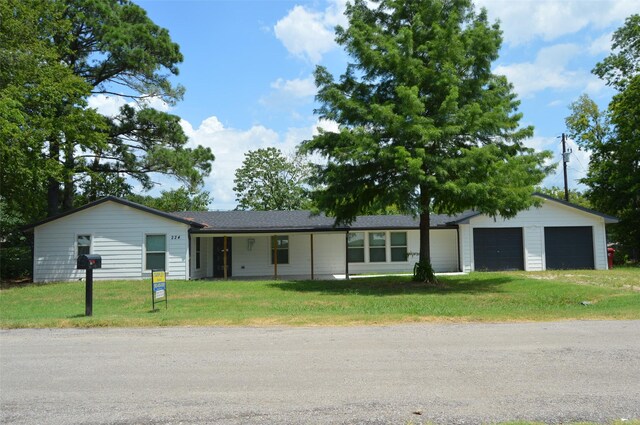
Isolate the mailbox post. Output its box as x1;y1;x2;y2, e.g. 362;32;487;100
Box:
77;254;102;316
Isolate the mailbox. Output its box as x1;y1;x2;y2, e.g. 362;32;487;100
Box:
77;254;102;270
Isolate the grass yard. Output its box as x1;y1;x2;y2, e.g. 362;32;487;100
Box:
1;269;639;328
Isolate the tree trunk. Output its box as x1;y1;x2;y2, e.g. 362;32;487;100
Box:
62;142;75;211
47;139;60;217
87;152;102;202
47;178;59;217
414;185;436;283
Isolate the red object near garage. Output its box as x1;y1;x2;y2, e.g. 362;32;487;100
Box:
607;247;615;269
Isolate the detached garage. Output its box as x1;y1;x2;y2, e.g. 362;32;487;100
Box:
457;194;618;272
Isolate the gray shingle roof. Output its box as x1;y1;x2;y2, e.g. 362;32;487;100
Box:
170;210;467;233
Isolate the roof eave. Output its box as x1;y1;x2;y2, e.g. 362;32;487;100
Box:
533;192;619;223
22;196;206;231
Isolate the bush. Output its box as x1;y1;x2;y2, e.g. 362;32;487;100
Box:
0;246;32;279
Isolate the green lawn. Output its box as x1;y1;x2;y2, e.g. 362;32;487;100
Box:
1;269;639;328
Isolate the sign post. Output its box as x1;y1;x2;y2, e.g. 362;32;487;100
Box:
151;270;168;310
85;268;93;316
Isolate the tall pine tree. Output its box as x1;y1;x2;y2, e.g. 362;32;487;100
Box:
300;0;552;281
1;0;215;217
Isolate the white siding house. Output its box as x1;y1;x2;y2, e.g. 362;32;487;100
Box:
26;194;617;282
29;198;202;282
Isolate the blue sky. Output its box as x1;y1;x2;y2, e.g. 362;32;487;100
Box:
90;0;637;210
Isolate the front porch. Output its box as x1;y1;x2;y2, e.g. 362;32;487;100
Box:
188;228;459;280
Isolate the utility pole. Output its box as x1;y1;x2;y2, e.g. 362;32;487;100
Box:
561;133;571;202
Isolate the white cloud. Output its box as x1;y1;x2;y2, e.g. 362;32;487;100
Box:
274;0;347;63
475;0;637;46
547;100;563;108
274;6;335;63
87;94;128;117
584;77;609;98
495;44;589;97
589;31;613;55
181;116;305;210
270;76;317;98
260;75;317;116
139;97;170;112
88;94;171;117
314;118;340;135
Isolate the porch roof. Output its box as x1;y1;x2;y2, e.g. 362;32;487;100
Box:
171;210;469;234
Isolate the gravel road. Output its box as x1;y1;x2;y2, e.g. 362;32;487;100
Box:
1;321;639;424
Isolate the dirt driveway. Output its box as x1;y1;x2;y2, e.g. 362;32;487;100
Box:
1;321;639;424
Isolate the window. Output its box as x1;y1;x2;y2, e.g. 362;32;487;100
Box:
195;237;201;269
77;235;91;256
146;234;166;270
347;232;365;263
390;232;408;262
369;232;386;262
271;235;289;264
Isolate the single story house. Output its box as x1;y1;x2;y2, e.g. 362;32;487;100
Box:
24;194;617;282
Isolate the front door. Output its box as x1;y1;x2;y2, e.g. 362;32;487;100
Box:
213;237;232;278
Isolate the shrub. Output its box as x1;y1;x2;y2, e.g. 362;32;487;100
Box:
0;246;32;279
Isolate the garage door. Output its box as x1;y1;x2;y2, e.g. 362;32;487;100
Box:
545;227;594;269
473;228;524;271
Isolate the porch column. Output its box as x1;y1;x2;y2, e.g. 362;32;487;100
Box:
223;235;228;279
345;231;350;280
310;233;314;280
273;235;278;280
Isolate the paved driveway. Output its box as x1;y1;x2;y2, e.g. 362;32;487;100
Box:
1;321;639;424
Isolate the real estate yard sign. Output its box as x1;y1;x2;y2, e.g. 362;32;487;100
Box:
152;270;167;310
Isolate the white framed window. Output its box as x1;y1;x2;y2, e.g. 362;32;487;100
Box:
271;235;289;264
369;232;386;262
195;237;201;269
348;232;365;263
145;234;166;270
77;235;91;256
390;232;408;262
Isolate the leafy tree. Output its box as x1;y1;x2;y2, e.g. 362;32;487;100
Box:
566;14;640;260
300;0;552;281
233;148;313;211
2;0;215;217
0;0;89;224
127;188;212;212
